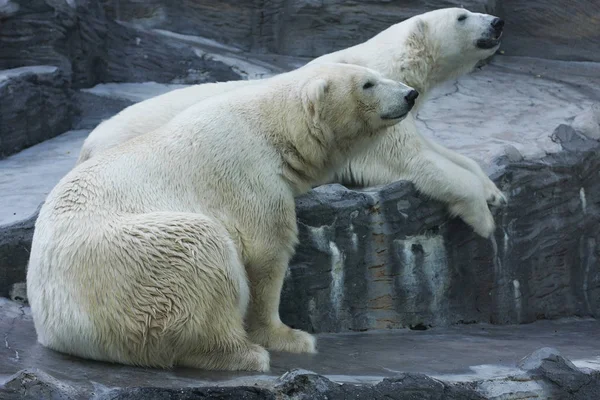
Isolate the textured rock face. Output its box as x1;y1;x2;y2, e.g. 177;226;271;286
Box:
0;211;37;299
0;67;73;158
501;0;600;62
0;0;241;88
100;0;497;57
281;142;600;332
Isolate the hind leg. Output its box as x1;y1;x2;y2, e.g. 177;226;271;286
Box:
102;212;270;371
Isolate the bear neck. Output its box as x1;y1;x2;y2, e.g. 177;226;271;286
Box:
382;43;463;109
363;22;480;110
256;85;345;195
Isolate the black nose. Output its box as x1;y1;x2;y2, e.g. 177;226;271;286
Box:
491;18;504;30
405;90;419;103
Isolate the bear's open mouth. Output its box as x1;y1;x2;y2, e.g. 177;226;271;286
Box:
476;37;500;49
477;30;503;49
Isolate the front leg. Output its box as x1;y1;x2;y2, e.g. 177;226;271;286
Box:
244;251;317;354
404;148;496;238
419;134;507;207
232;190;315;354
340;137;496;237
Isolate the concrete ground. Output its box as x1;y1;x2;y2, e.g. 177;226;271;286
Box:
1;299;599;392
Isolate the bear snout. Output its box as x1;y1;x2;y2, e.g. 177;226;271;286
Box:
491;18;504;33
405;90;419;105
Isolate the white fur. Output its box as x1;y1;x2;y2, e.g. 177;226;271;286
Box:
27;63;415;371
77;80;260;164
313;8;507;237
77;7;506;237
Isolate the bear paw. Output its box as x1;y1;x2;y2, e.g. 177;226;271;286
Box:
450;198;496;238
249;324;317;354
483;179;507;207
242;343;271;372
179;342;270;371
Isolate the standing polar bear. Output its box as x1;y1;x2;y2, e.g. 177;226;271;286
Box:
27;63;417;371
76;7;506;238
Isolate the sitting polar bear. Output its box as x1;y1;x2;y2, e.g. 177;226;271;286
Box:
27;63;417;371
76;8;507;238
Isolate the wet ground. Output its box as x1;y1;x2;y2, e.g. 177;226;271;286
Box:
1;298;599;396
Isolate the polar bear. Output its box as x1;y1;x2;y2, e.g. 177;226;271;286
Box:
313;7;507;236
27;63;417;371
76;7;506;237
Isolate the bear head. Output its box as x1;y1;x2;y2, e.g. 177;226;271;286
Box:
416;7;504;68
300;63;418;147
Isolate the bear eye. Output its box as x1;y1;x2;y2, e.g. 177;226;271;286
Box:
363;81;375;89
457;14;467;22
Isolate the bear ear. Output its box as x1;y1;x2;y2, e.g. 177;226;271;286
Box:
303;78;329;119
413;18;428;37
406;17;429;49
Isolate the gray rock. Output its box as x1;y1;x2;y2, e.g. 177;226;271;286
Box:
0;208;38;298
0;0;242;88
550;105;600;153
0;0;19;17
281;146;600;333
102;386;275;400
71;90;134;131
551;124;593;153
417;56;600;170
102;20;241;85
518;347;600;399
500;0;600;62
0;66;73;158
501;145;524;163
0;129;88;228
276;371;485;399
100;0;497;57
5;362;597;399
572;103;600;141
0;368;79;400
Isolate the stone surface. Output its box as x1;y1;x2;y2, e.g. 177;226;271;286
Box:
1;298;599;399
0;211;37;300
0;0;243;88
71;91;134;131
0;369;81;400
420;56;600;171
500;0;600;62
102;21;242;85
100;0;497;58
516;347;600;399
282;143;600;332
0;128;89;298
0;66;73;158
97;0;600;64
0;130;88;227
572;103;600;141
